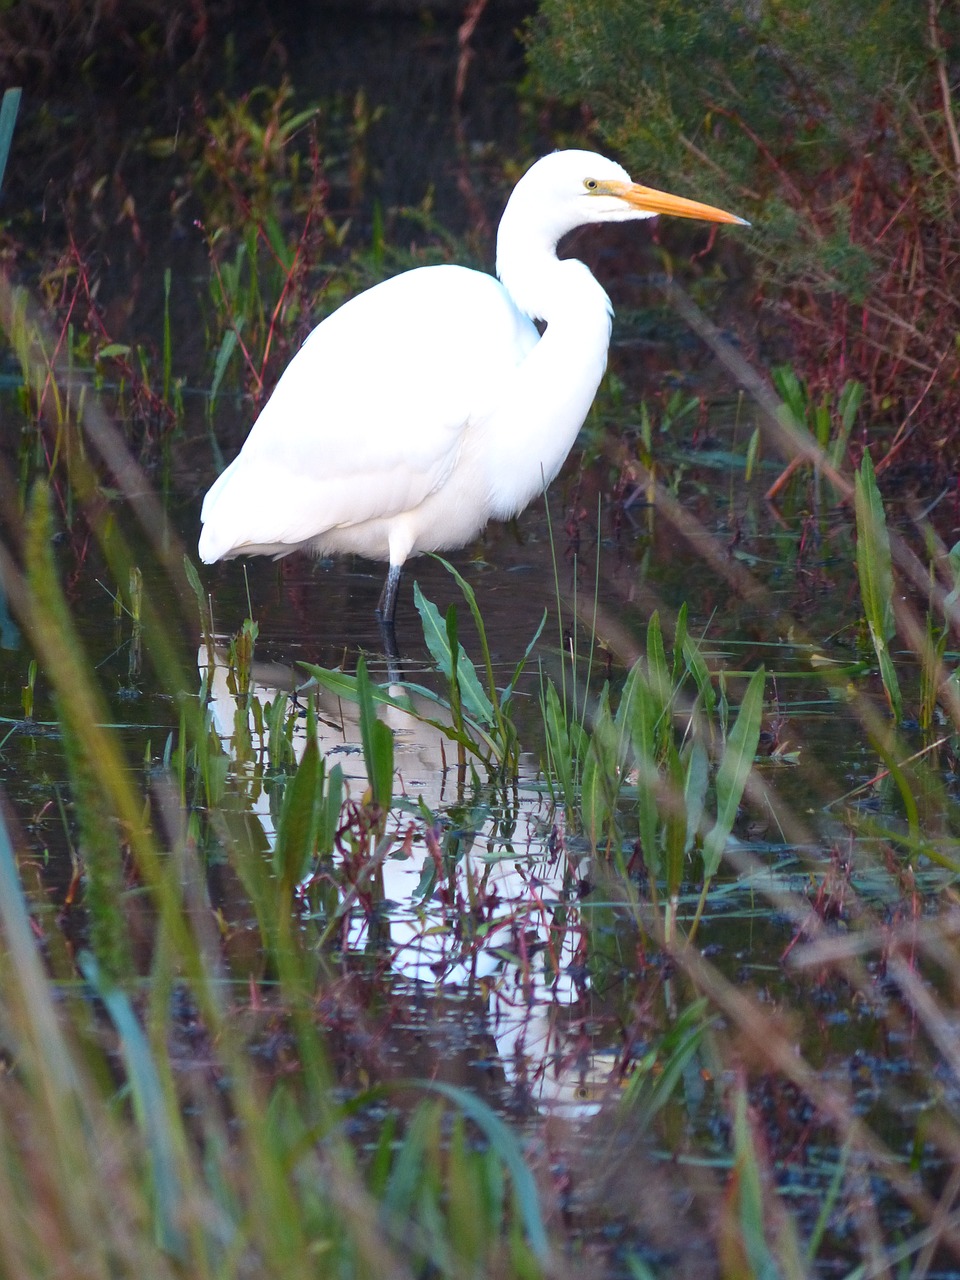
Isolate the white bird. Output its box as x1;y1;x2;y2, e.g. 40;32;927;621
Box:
198;149;745;635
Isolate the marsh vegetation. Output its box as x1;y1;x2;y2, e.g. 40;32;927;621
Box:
1;4;960;1277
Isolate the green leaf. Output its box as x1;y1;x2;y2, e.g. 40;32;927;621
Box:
701;667;764;878
319;763;343;857
854;451;902;722
672;603;688;684
645;610;671;724
621;998;710;1127
427;557;506;741
274;735;322;895
80;952;188;1261
620;662;661;877
542;678;577;809
745;425;761;482
356;657;393;810
582;687;619;853
501;610;547;712
300;663;414;714
210;328;238;404
414;583;494;726
663;736;686;898
682;633;717;727
683;737;710;855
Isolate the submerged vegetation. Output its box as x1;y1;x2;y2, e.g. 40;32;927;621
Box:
2;4;960;1277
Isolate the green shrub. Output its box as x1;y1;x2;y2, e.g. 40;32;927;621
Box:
528;0;960;463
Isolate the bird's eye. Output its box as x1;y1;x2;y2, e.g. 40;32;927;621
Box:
584;178;599;192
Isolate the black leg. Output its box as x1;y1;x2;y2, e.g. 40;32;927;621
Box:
376;563;403;678
376;563;402;626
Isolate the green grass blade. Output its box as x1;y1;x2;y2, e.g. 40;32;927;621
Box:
411;1080;551;1262
501;610;547;712
0;804;78;1094
79;951;189;1261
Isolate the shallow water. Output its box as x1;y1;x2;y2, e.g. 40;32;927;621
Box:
3;9;960;1272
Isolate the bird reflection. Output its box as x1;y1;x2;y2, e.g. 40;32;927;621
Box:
200;640;612;1114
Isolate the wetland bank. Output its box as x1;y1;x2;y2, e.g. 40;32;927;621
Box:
1;3;960;1277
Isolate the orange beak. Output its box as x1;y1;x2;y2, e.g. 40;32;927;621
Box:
607;179;748;226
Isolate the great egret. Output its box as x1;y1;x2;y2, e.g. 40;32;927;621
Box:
198;149;745;635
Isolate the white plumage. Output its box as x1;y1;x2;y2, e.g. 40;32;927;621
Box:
199;149;745;624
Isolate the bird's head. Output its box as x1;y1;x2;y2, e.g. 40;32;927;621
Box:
500;149;747;247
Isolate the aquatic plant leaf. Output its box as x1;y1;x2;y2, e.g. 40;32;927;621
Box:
702;666;764;878
542;677;579;813
319;762;343;858
646;610;671;722
719;1084;792;1280
683;737;709;855
682;633;717;725
300;663;413;713
745;425;761;482
582;686;620;853
428;557;515;761
619;662;660;877
772;364;807;427
274;734;322;894
501;609;548;712
414;582;495;726
356;656;393;811
210;327;238;404
854;450;902;722
621;997;710;1127
831;379;864;467
672;602;688;684
663;736;686;898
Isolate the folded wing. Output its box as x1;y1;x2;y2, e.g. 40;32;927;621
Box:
198;264;539;562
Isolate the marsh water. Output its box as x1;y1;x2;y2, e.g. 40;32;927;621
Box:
2;6;959;1273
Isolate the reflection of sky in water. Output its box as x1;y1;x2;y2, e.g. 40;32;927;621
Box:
201;642;609;1116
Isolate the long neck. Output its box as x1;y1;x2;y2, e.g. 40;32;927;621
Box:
484;241;614;521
